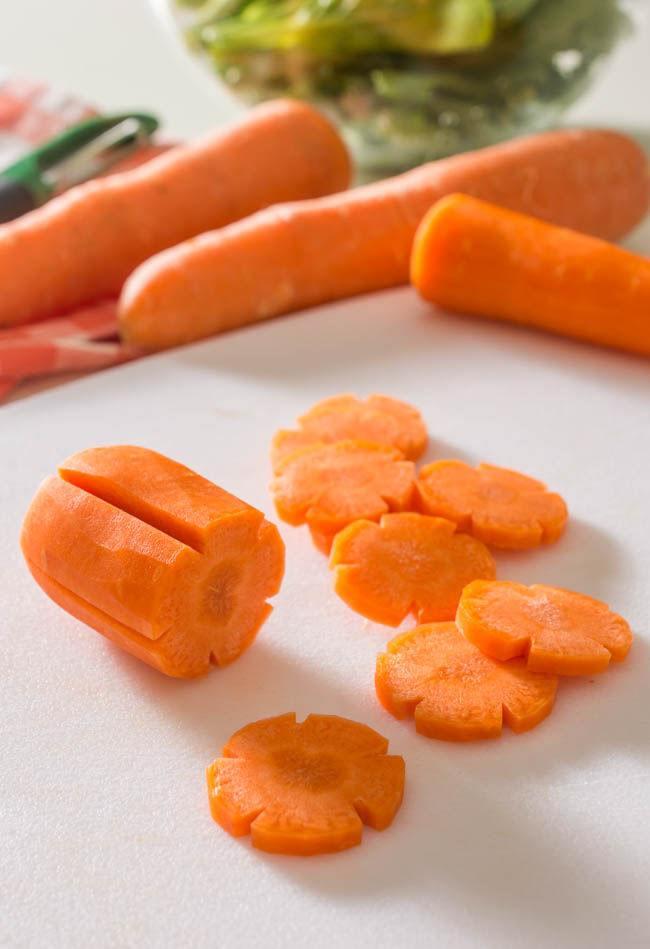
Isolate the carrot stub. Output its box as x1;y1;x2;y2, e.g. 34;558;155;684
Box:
206;713;405;855
417;460;568;548
411;192;650;357
20;445;285;677
457;580;633;675
271;394;427;473
270;440;416;553
376;623;558;741
330;512;496;625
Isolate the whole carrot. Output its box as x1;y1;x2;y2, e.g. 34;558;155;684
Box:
411;193;650;357
118;128;650;350
0;100;350;327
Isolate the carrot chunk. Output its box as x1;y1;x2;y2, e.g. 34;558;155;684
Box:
376;623;558;741
457;580;633;675
330;512;496;626
417;460;568;548
206;713;405;855
270;440;416;553
20;446;285;677
271;394;427;472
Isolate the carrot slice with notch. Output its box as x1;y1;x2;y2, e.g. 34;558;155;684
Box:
206;713;405;855
376;622;558;741
270;440;416;553
330;512;495;625
456;580;633;675
417;460;568;548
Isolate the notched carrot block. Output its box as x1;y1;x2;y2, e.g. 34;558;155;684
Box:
270;440;416;553
206;712;405;855
330;512;496;626
376;623;558;741
271;393;427;473
417;460;568;548
457;580;633;675
20;445;285;677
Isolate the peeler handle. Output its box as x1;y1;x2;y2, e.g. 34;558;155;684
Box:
0;176;35;224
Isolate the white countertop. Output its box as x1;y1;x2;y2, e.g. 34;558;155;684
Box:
1;4;650;949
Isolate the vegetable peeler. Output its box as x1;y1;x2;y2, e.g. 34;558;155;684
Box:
0;111;159;223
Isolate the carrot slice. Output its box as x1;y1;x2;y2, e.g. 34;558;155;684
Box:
417;460;568;548
20;446;285;677
330;512;496;626
271;394;427;472
376;622;558;741
270;440;416;553
206;713;405;855
456;580;633;675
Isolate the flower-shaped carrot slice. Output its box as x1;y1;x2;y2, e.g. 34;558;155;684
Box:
376;623;558;741
270;440;416;553
21;446;285;677
330;512;496;625
457;580;633;675
417;460;568;548
271;393;427;472
206;713;405;855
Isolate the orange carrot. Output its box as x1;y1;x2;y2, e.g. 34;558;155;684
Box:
376;622;558;741
417;460;568;548
270;440;416;553
0;100;350;327
20;446;285;677
456;580;633;675
411;192;650;357
330;512;495;625
118;128;650;349
206;712;405;855
271;393;427;473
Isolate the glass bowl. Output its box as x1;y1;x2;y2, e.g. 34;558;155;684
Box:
152;0;643;178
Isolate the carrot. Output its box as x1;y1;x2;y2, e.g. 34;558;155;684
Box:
375;622;558;741
270;440;416;554
206;712;405;855
271;393;427;474
411;192;650;357
0;100;350;327
330;512;495;626
456;580;633;675
417;460;568;548
117;128;650;349
20;445;285;677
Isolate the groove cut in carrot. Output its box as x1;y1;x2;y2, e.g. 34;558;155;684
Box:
457;580;633;675
206;713;405;855
411;192;650;357
20;446;285;677
330;512;496;625
270;440;416;553
417;460;568;548
376;623;558;741
271;394;427;472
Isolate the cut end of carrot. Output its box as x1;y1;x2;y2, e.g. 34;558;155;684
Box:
376;622;558;741
330;512;496;626
456;580;633;676
206;713;405;855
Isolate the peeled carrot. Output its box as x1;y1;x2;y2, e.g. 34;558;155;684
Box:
20;446;285;677
118;128;650;349
330;512;495;626
0;100;350;327
376;622;558;741
206;712;405;855
417;460;568;548
457;580;633;675
270;440;416;553
411;192;650;356
271;393;427;473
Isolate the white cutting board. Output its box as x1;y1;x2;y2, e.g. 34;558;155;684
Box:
1;286;649;949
